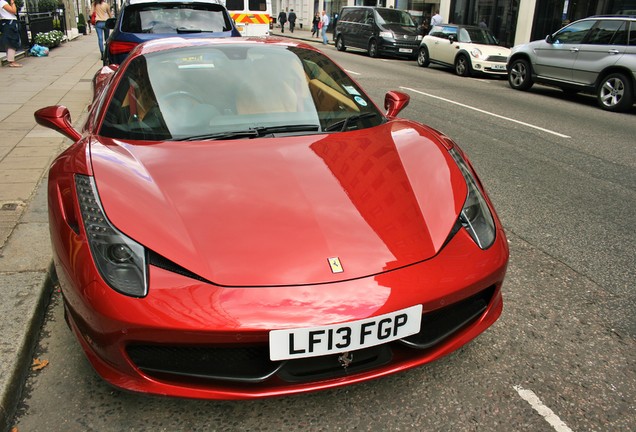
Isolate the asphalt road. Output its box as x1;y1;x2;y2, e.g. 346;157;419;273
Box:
11;45;636;431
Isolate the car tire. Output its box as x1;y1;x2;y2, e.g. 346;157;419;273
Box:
455;54;471;77
596;73;634;112
508;58;533;91
368;40;378;58
417;47;430;67
336;35;346;52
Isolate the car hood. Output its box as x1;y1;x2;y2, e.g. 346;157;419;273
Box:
90;120;467;287
460;43;511;56
382;24;421;37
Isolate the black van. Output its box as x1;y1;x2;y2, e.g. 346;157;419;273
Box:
334;6;422;59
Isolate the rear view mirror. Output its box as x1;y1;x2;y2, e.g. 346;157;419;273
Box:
34;106;82;142
384;91;410;117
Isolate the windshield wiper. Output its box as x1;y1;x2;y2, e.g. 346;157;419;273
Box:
177;124;320;141
177;27;203;33
325;112;379;132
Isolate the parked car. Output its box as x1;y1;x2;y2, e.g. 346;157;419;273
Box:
417;24;511;77
35;37;508;399
103;0;240;65
507;15;636;112
334;6;422;58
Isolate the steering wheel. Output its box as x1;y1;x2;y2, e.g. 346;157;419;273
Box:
159;90;204;112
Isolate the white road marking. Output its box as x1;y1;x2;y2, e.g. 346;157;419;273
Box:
514;385;574;432
400;86;571;139
345;69;361;75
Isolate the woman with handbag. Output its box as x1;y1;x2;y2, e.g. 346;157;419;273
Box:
0;0;22;67
91;0;112;60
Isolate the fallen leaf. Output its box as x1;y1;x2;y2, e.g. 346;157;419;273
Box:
31;358;49;371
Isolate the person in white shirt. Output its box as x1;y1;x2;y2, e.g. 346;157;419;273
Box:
321;10;330;45
430;10;443;27
0;0;22;67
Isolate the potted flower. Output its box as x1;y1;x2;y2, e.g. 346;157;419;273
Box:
78;13;86;35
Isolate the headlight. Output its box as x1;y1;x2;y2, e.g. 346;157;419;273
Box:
449;149;496;249
379;31;394;39
470;48;483;59
416;35;423;41
75;175;148;297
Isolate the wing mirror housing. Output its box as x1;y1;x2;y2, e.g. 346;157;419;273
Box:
34;106;82;142
384;91;410;117
106;17;116;30
449;34;456;43
545;34;554;43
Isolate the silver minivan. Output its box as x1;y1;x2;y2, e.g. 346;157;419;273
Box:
507;16;636;112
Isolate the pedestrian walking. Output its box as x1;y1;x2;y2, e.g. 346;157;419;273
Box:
288;9;296;33
311;12;320;37
277;9;287;33
320;10;330;45
430;9;443;26
91;0;113;60
0;0;22;67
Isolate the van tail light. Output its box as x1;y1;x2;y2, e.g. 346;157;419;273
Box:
109;41;139;56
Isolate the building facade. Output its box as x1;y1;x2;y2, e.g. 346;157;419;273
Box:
276;0;636;46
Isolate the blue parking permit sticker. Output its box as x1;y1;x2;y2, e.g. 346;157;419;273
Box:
354;96;368;107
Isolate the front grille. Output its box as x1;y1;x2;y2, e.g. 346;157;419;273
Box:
127;345;280;383
401;285;495;349
278;345;392;382
127;286;496;386
394;41;419;48
486;55;508;63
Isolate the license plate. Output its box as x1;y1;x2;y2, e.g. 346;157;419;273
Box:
399;48;413;53
492;64;506;70
269;305;422;361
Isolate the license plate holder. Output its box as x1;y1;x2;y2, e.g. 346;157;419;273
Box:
269;305;422;361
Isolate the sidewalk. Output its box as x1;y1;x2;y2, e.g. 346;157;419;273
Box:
0;31;102;432
269;24;332;44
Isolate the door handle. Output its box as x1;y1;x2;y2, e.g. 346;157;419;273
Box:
569;47;579;53
608;49;620;55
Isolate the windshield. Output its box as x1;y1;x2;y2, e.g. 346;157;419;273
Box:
121;3;232;33
459;27;499;45
100;44;384;140
375;9;416;27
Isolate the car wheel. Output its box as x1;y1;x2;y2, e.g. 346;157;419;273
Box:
508;58;533;91
368;40;378;58
455;55;471;77
417;47;430;67
597;73;634;112
336;36;346;52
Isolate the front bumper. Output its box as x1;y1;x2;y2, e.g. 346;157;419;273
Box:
378;39;420;58
471;59;508;75
55;225;508;399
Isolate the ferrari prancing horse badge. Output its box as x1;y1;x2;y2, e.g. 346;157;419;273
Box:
328;257;344;273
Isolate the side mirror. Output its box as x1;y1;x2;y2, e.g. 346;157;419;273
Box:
449;34;456;43
105;17;116;30
384;91;410;117
545;34;554;43
34;106;82;142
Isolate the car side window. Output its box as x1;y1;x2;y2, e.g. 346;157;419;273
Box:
630;22;636;45
458;28;470;42
585;20;627;45
552;20;594;44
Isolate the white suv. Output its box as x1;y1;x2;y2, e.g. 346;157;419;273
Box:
507;16;636;112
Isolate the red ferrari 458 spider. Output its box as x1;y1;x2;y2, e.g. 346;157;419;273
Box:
35;37;508;399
